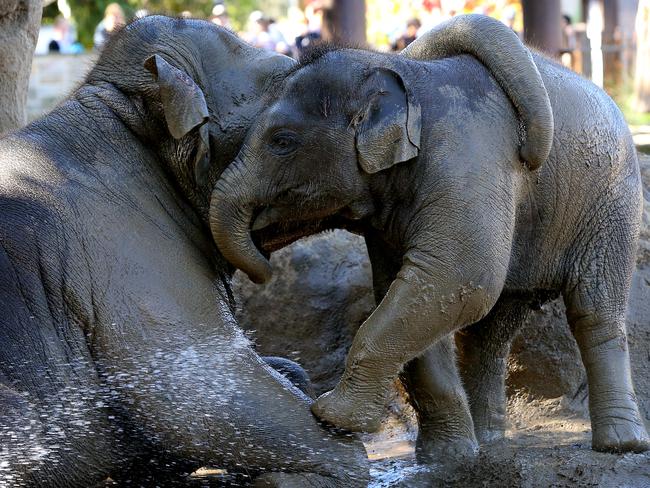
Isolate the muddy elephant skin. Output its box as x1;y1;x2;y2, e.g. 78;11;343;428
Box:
210;14;649;457
0;16;369;487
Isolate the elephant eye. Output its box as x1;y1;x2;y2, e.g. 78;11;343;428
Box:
269;131;298;156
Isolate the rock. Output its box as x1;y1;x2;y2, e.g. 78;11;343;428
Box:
507;300;585;400
233;230;375;395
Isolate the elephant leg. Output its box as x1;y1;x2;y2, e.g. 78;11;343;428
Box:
98;318;369;487
363;231;476;456
401;336;478;462
563;270;649;452
456;298;530;444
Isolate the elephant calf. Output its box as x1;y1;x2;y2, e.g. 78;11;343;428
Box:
211;14;650;456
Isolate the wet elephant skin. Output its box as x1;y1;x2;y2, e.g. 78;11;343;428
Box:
0;15;369;487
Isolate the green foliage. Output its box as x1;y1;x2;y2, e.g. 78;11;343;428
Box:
66;0;263;49
225;0;259;32
67;0;132;48
126;0;212;17
42;2;61;24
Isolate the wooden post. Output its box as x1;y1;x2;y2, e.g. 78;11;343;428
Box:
321;0;367;45
522;0;562;58
602;0;621;90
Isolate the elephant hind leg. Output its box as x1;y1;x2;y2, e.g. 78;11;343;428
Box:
456;298;531;444
563;270;649;453
401;335;478;463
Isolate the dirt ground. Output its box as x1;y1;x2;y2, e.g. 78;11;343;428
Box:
366;393;650;487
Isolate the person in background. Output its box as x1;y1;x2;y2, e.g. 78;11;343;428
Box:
244;11;276;52
295;2;323;56
391;18;421;51
560;14;576;68
93;3;125;50
48;15;82;54
210;4;231;29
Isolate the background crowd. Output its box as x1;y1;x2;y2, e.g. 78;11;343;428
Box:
30;0;650;132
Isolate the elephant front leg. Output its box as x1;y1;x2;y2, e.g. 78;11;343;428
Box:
311;262;498;433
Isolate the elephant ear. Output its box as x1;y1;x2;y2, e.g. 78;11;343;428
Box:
144;54;211;185
144;54;209;140
355;68;421;174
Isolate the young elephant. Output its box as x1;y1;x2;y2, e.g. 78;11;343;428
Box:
210;15;650;455
0;16;369;487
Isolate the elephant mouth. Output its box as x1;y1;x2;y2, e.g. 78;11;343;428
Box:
251;211;359;253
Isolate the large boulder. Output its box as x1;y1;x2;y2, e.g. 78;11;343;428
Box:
233;230;374;395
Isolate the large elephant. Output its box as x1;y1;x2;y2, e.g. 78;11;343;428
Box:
210;14;650;456
0;16;369;487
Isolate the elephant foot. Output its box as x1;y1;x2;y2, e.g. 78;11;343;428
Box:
470;402;506;445
415;432;478;464
591;415;650;453
253;472;344;487
311;385;386;433
415;401;478;463
474;427;505;445
263;356;316;399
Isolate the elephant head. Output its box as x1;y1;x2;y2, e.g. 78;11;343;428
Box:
208;15;554;284
87;15;295;223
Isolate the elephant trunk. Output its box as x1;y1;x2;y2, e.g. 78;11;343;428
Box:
209;157;272;284
402;14;553;170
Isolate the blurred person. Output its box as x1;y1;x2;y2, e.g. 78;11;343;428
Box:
268;18;291;56
392;18;421;51
244;11;276;52
48;14;82;54
210;4;230;29
295;2;323;55
560;14;576;68
93;3;125;50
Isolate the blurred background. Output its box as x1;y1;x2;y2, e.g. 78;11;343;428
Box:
30;0;650;149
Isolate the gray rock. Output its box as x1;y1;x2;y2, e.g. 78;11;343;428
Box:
233;230;374;395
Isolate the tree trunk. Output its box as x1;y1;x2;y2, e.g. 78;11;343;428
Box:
0;0;42;135
321;0;366;46
521;0;562;58
603;0;620;90
635;0;650;112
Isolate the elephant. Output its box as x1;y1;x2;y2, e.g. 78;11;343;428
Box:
210;14;650;456
0;15;369;487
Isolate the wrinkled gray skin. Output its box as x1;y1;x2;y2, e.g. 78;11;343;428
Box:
0;16;369;487
211;14;650;457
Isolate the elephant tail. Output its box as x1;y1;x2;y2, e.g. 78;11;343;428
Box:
402;14;554;171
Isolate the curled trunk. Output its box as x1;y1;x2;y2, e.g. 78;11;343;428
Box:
209;158;272;284
402;14;553;170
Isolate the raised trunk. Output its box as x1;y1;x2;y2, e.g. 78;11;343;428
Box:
402;14;554;170
209;158;272;284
